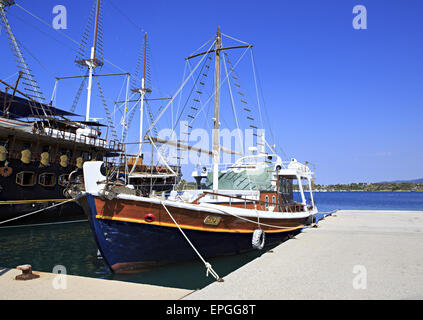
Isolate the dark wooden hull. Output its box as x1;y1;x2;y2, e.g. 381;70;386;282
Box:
0;159;86;226
0;200;85;227
79;193;311;273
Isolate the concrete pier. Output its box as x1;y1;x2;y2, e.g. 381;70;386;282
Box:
1;210;422;300
185;210;423;300
0;268;192;300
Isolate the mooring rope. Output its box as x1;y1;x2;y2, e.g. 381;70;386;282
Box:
0;199;75;226
160;201;223;282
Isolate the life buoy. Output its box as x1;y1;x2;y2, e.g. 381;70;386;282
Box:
156;165;165;173
144;213;155;223
0;166;13;177
252;229;265;250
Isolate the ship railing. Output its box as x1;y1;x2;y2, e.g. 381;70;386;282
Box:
107;140;124;152
40;127;108;148
192;190;305;212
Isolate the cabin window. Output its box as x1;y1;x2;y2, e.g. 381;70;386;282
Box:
16;171;36;187
272;196;276;206
279;178;293;201
265;195;269;211
39;173;56;187
58;174;69;186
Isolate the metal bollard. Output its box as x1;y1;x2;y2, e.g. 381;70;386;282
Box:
15;264;40;281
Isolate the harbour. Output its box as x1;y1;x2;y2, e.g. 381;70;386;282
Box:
1;206;422;300
0;0;422;309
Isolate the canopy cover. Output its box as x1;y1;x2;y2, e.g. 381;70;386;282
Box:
0;91;78;119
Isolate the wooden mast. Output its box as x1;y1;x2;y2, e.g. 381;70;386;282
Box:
212;27;222;193
139;32;148;154
92;0;101;62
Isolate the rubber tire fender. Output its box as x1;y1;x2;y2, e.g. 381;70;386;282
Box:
252;229;265;250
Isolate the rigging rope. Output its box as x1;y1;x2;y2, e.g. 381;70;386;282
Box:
0;199;75;226
14;2;129;74
95;75;118;140
160;201;223;282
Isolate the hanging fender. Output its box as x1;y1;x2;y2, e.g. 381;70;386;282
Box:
252;229;265;250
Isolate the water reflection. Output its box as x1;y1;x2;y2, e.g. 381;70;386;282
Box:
0;220;280;290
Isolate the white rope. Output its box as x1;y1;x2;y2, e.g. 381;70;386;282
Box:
144;39;216;138
186;45;250;129
147;135;177;176
0;218;87;230
127;40;217;176
15;2;129;74
160;201;223;282
222;46;243;154
250;48;264;131
2;71;18;82
187;35;215;58
221;33;250;46
0;199;75;225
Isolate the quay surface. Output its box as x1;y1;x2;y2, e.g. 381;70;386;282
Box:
1;210;422;300
0;268;192;300
186;210;423;300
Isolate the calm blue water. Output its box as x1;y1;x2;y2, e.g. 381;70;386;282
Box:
312;191;423;212
0;192;422;289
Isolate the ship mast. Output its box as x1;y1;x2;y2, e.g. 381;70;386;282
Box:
131;32;150;154
212;27;222;192
139;32;148;154
75;0;103;122
184;27;252;192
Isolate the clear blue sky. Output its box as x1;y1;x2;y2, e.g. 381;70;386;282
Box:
1;0;422;184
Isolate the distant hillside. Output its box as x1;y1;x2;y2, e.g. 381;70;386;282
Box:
382;178;423;184
311;180;423;192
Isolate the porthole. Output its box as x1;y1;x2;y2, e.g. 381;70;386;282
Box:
16;171;36;187
39;172;56;187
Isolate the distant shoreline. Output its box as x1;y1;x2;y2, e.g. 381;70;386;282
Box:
311;190;423;192
308;182;423;193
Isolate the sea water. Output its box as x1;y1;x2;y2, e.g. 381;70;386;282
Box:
0;192;422;290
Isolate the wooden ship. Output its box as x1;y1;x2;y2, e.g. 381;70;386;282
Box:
0;0;181;226
75;27;318;276
0;0;125;226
